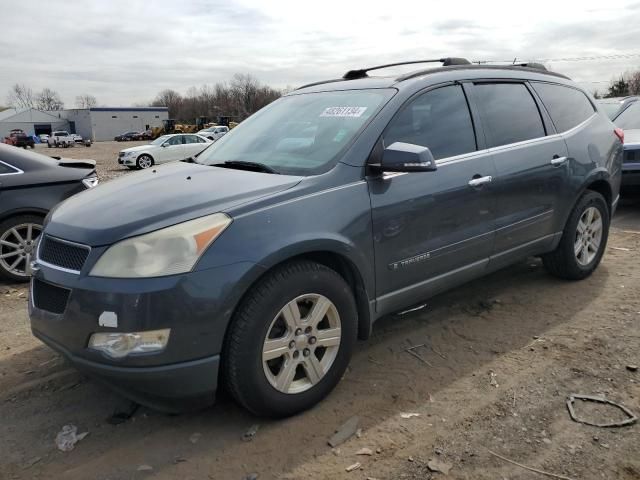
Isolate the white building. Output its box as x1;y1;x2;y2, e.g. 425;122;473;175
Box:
0;108;68;137
0;106;168;141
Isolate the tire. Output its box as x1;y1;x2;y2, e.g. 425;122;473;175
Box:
47;143;51;148
0;215;44;282
224;260;358;417
542;191;609;280
136;154;154;169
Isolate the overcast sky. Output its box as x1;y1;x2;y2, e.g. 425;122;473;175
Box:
2;0;640;107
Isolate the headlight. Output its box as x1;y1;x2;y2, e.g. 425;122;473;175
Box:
82;175;99;188
88;329;170;358
124;151;136;157
90;213;232;278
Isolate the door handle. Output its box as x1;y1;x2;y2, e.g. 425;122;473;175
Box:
468;175;492;187
551;156;567;165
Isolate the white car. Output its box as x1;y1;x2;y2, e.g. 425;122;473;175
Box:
196;126;229;141
71;134;83;143
38;134;50;143
117;133;212;169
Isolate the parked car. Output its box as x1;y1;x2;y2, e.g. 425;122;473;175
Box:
597;96;639;120
38;134;50;143
4;129;35;149
607;100;640;192
117;133;212;169
71;134;83;143
0;144;98;281
114;131;140;142
29;59;622;416
138;130;153;140
47;131;74;148
196;126;229;141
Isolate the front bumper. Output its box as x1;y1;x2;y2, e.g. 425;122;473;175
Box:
118;156;135;165
34;329;219;412
29;259;262;411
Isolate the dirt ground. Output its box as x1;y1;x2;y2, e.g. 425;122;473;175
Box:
1;143;639;479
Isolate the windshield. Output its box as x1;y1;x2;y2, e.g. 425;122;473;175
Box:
614;102;640;129
598;101;621;119
196;89;394;175
151;135;170;145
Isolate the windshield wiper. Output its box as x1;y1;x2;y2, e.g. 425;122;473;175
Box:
215;160;280;174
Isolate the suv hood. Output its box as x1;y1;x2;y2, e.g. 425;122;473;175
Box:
46;161;302;246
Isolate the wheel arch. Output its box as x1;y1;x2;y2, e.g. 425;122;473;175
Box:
0;207;48;224
227;246;374;342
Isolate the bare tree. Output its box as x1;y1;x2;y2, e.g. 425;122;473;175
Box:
36;88;64;110
6;83;35;108
151;89;183;118
628;71;640;96
75;94;97;108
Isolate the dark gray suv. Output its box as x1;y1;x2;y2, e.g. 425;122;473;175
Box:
29;59;623;416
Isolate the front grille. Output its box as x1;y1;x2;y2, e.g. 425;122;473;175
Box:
32;279;70;314
624;150;638;164
39;236;90;272
118;152;124;158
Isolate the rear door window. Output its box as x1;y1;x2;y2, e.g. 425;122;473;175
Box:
384;84;477;160
532;83;595;132
474;83;546;148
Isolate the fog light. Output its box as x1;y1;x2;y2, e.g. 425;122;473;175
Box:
88;329;170;359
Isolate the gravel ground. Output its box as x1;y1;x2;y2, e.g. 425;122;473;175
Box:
1;145;639;479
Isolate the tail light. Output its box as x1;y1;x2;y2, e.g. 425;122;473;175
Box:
614;127;624;143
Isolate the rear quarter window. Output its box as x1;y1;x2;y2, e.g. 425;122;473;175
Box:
532;83;595;133
0;161;19;175
473;83;546;148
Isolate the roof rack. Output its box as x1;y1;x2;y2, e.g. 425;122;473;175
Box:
472;60;548;71
342;58;471;80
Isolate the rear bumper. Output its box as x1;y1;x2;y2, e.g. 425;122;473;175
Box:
33;329;219;412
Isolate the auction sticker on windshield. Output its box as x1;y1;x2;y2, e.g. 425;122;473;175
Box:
320;106;367;117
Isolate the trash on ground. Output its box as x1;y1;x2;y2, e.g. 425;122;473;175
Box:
137;465;153;472
189;432;202;444
627;365;638;372
345;462;361;472
328;416;360;447
55;424;89;452
427;458;452;475
566;393;638;427
400;412;421;419
244;473;259;480
356;447;373;456
241;424;260;442
489;371;499;388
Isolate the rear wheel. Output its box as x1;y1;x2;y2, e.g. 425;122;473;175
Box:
136;154;154;169
0;215;44;282
543;191;609;280
224;261;357;417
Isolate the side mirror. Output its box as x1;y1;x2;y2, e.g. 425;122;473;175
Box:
379;142;437;172
161;143;169;147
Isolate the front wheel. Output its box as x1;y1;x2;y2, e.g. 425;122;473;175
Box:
136;154;153;169
0;215;44;282
543;191;609;280
224;261;357;417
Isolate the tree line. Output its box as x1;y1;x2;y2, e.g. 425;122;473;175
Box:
4;73;283;123
594;70;640;98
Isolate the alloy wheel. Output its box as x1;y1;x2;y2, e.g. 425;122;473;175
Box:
574;206;603;266
0;223;42;278
138;155;153;169
262;294;342;394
